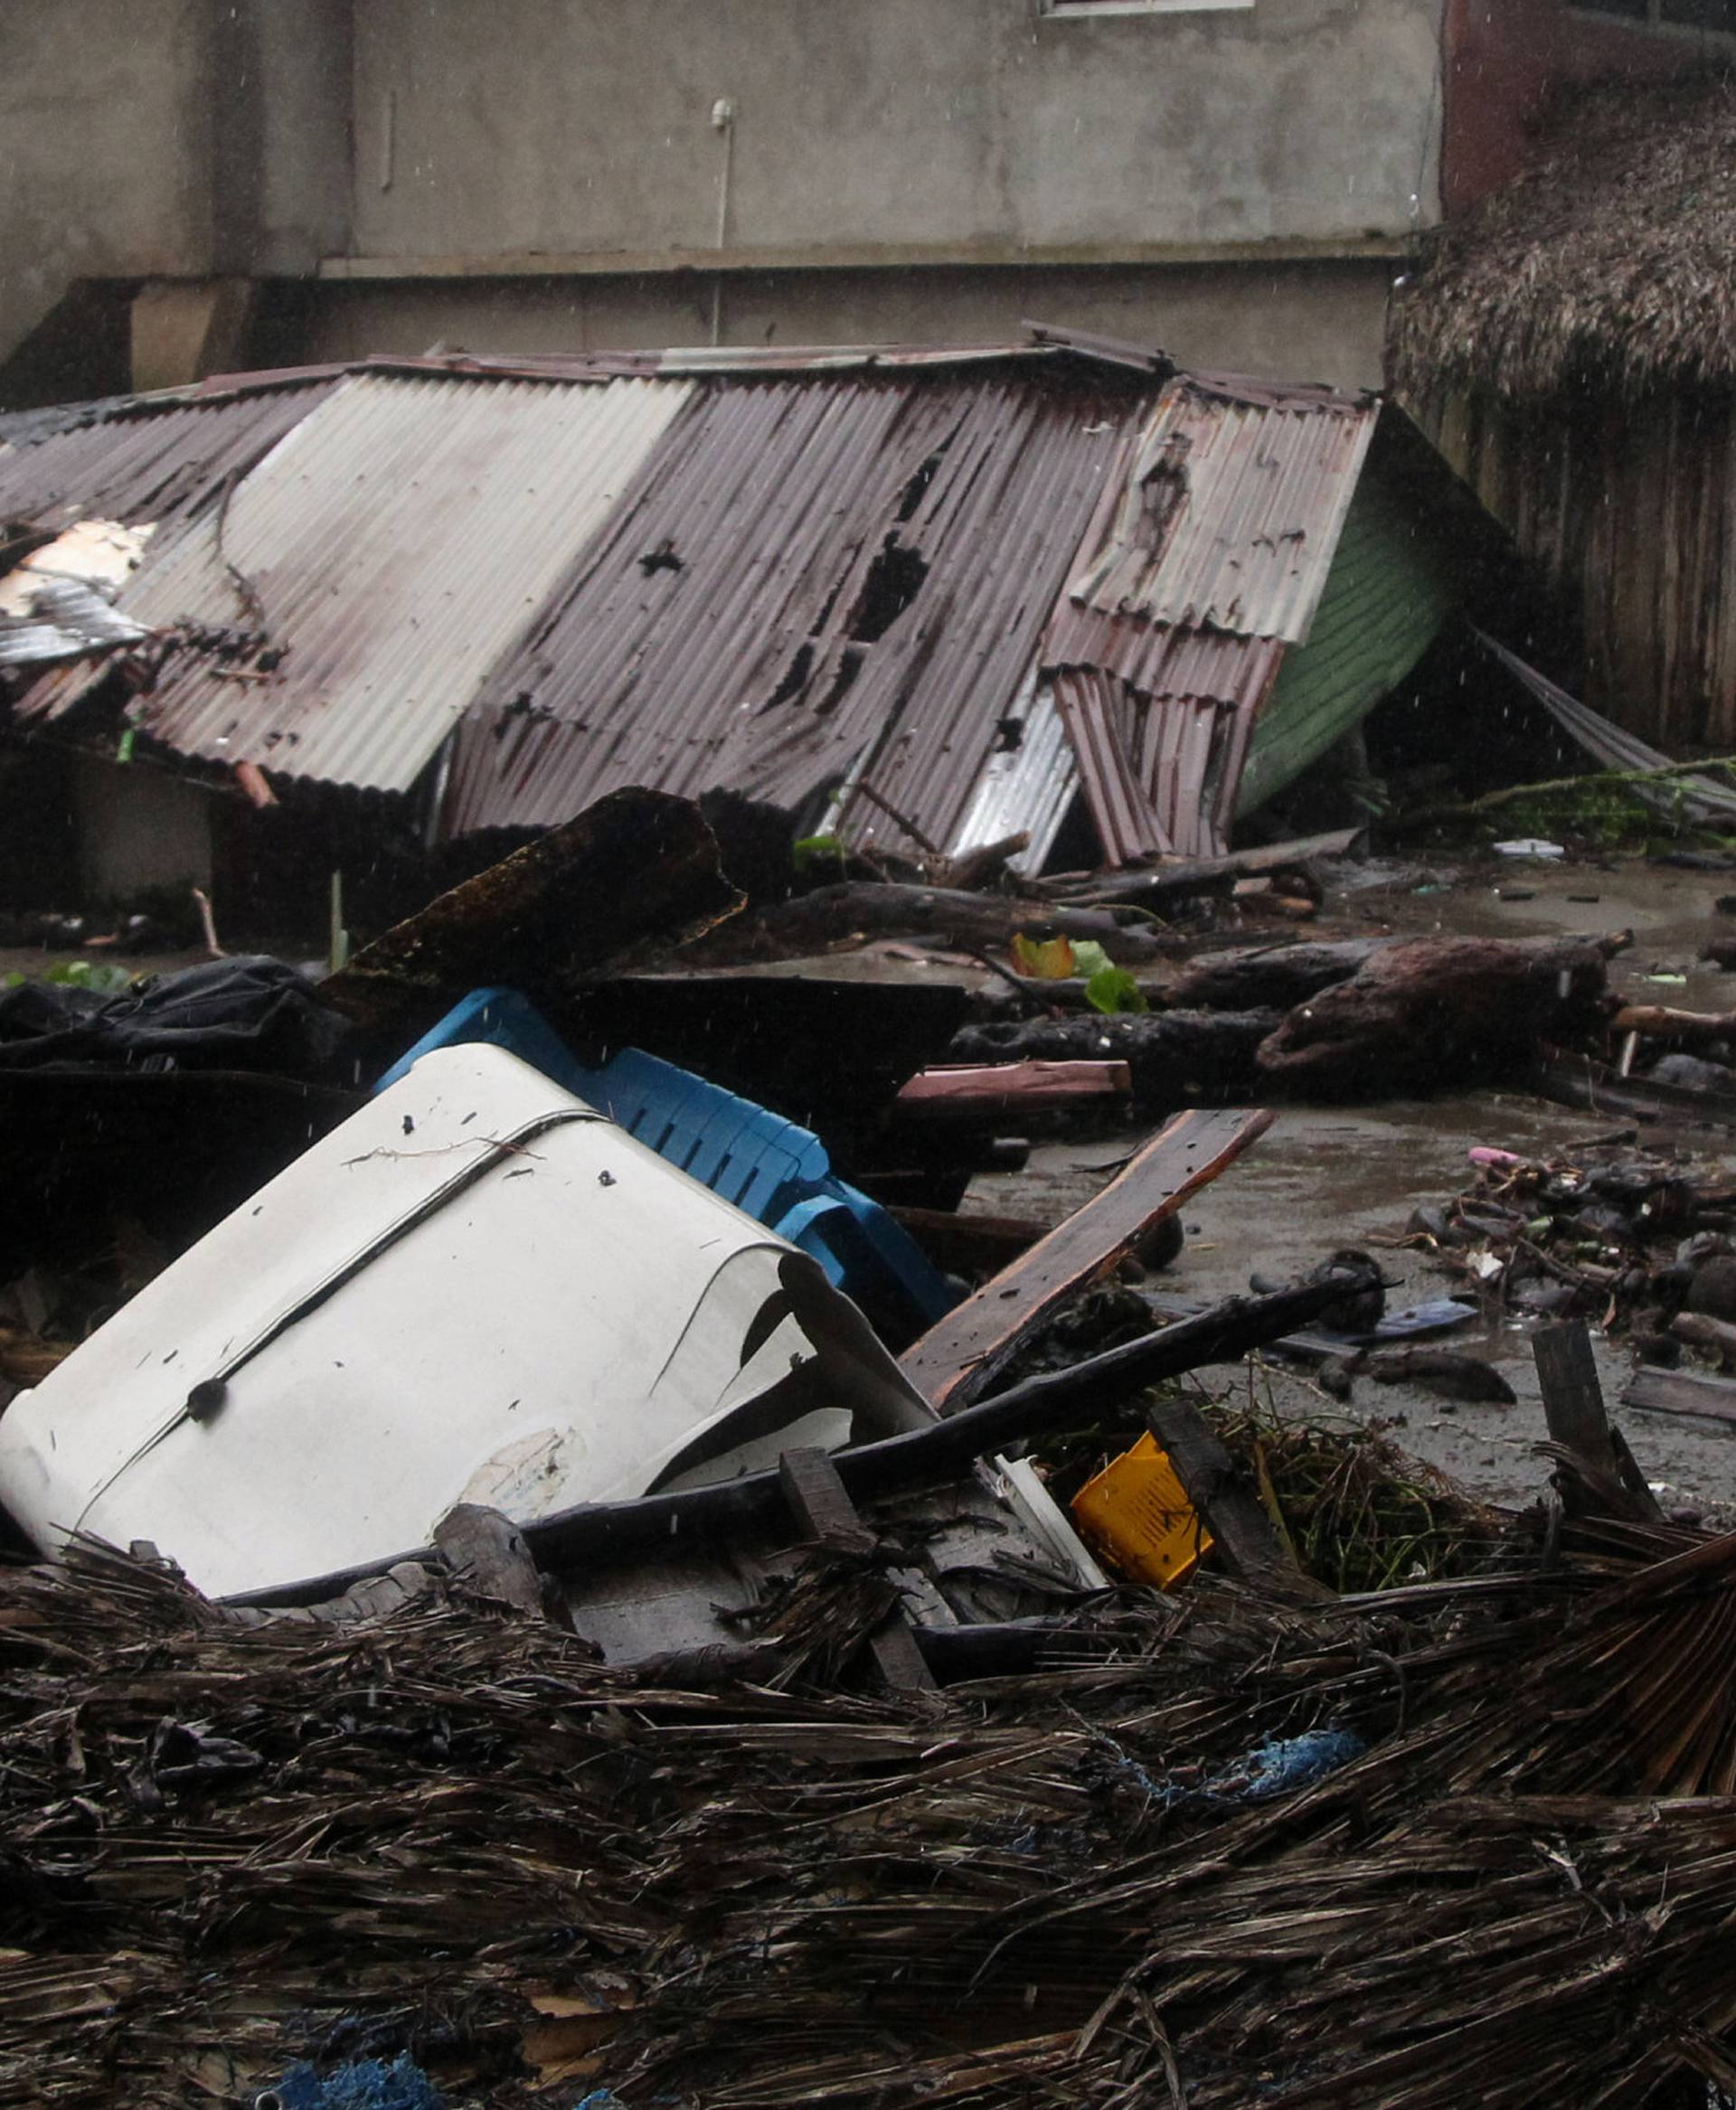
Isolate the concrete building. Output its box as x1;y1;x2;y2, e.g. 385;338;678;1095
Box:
5;0;1442;399
8;3;1731;410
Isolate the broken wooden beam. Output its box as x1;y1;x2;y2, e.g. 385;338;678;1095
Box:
778;1446;936;1693
899;1106;1275;1415
1611;1003;1736;1042
1624;1363;1736;1427
1533;1320;1664;1522
1048;828;1363;910
1532;1046;1736;1130
893;1059;1133;1119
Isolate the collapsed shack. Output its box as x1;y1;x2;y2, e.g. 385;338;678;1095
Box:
0;327;1560;928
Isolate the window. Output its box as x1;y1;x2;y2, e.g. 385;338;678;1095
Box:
1040;1;1253;16
1574;0;1736;31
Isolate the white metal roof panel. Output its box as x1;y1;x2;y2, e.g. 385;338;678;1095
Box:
36;372;693;794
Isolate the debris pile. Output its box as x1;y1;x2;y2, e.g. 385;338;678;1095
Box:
5;1455;1736;2109
1409;1139;1736;1348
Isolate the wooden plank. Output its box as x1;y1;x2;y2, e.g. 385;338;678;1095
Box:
891;1205;1049;1277
893;1060;1133;1118
1533;1322;1665;1521
435;1503;547;1617
1144;1396;1332;1601
898;1106;1275;1416
1533;1323;1619;1479
1626;1363;1736;1427
778;1447;937;1693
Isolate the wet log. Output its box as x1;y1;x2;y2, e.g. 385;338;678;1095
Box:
1257;937;1611;1097
1047;828;1363;910
699;881;1172;963
948;1009;1281;1103
1167;937;1391;1013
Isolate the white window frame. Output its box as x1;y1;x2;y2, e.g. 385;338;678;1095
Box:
1039;0;1253;17
1569;0;1736;38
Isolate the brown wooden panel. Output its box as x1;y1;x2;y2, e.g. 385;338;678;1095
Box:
898;1105;1274;1415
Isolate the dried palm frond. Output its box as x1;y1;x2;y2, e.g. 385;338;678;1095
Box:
3;1506;1736;2110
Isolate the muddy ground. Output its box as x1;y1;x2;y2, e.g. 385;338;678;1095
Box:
973;849;1736;1525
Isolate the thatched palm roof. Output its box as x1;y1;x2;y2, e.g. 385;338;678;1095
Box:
1389;73;1736;401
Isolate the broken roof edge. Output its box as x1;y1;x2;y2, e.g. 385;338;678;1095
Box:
8;325;1377;454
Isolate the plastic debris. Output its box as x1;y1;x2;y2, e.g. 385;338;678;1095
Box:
263;2053;444;2110
1207;1729;1367;1802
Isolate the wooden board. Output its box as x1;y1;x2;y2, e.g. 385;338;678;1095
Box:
898;1105;1275;1416
893;1060;1132;1118
1625;1364;1736;1427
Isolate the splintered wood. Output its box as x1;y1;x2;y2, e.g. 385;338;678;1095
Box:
899;1106;1275;1415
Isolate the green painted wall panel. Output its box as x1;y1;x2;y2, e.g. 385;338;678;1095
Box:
1235;471;1457;817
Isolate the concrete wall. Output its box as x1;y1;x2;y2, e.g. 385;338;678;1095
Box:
307;256;1399;387
4;0;1443;396
0;0;218;368
348;0;1444;261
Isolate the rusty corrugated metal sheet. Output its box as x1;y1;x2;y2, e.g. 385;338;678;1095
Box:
1041;373;1374;861
5;344;1391;871
1065;375;1378;644
447;372;1142;845
0;381;333;536
25;372;691;796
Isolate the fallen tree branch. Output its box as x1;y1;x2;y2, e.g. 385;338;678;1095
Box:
1393;755;1736;833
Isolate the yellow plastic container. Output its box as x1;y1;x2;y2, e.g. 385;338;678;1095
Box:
1070;1432;1212;1588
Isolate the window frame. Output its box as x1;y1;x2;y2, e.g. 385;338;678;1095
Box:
1038;0;1254;18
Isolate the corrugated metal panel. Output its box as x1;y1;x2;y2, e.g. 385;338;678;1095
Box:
947;674;1078;876
26;372;691;796
448;372;1144;843
1237;475;1456;816
1064;376;1379;644
0;382;333;535
1052;655;1281;864
1039;373;1380;861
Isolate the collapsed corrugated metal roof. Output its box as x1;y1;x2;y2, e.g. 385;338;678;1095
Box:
1;339;1417;867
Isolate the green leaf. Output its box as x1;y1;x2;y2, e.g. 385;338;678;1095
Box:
1069;940;1115;982
1086;966;1148;1016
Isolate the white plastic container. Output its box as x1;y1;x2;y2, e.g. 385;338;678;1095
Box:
0;1045;933;1599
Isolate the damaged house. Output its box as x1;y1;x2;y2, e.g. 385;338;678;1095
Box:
0;332;1505;907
